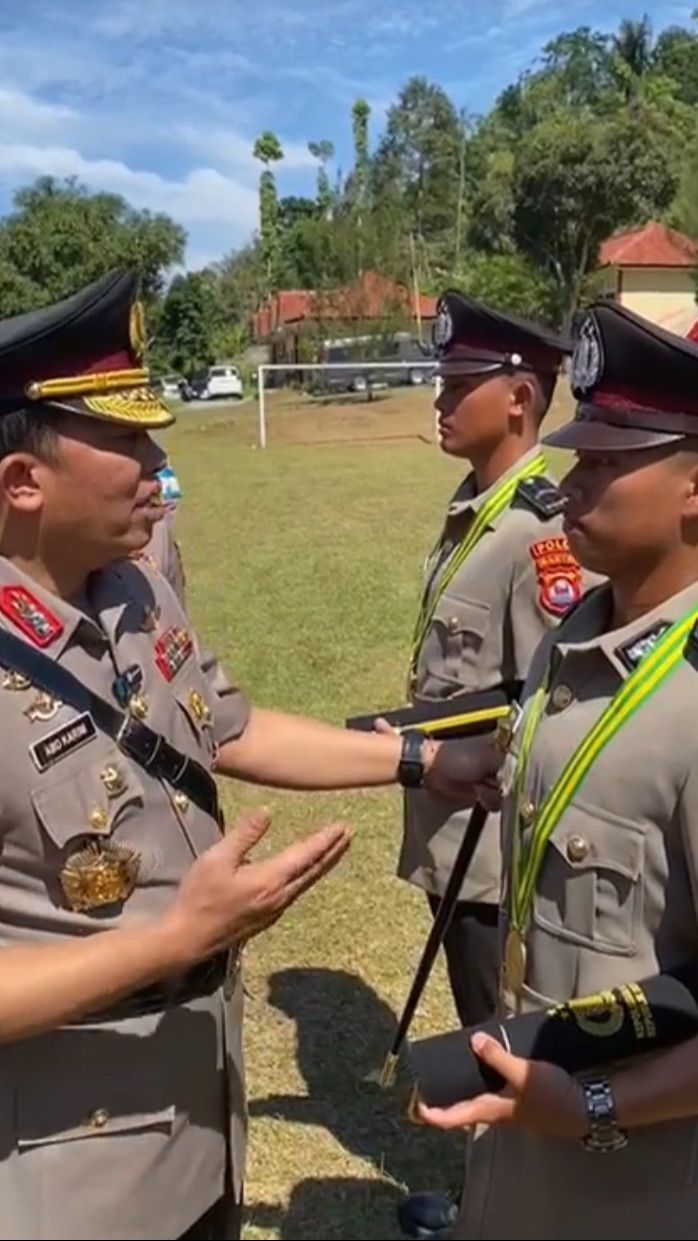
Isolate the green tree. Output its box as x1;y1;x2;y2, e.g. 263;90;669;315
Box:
253;132;284;294
156;271;223;376
654;24;698;106
308;140;335;217
512;106;677;320
372;77;462;247
0;176;185;315
451;252;558;324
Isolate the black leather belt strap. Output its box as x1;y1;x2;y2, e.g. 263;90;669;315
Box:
0;627;221;823
71;951;230;1024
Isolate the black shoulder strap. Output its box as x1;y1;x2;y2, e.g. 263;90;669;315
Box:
516;475;565;519
0;627;220;825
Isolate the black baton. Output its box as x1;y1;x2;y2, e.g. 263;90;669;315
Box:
381;801;489;1086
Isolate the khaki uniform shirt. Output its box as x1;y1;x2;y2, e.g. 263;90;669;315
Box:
399;447;589;905
457;579;698;1240
0;555;249;1240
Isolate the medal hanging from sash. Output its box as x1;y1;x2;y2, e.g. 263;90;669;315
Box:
409;454;548;684
504;603;698;1003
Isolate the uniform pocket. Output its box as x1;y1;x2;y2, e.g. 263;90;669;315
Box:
31;746;145;850
419;594;492;695
533;800;645;955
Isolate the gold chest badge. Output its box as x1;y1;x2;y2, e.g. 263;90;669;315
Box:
60;841;140;913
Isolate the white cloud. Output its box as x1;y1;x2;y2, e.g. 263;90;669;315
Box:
176;126;319;173
0;87;77;140
0;143;258;235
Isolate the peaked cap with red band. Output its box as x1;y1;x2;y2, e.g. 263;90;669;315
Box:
433;288;571;378
0;268;173;429
545;300;698;452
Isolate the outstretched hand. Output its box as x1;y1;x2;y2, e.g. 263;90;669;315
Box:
418;1032;587;1140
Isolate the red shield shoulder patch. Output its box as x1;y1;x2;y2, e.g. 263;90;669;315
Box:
529;537;582;617
0;586;64;647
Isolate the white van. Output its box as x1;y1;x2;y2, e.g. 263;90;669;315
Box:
190;365;244;401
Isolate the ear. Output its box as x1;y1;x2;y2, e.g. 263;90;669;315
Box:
0;454;46;514
508;377;536;424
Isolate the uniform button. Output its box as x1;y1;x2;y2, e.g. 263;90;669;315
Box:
129;694;149;721
89;1108;109;1130
100;765;126;798
89;807;110;833
174;792;190;813
567;835;590;863
520;799;537;826
551;684;574;712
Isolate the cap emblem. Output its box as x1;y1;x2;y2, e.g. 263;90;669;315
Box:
434;302;454;350
571;314;603;394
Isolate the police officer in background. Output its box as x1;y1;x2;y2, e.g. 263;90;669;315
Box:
0;270;484;1241
398;291;594;1240
417;302;698;1239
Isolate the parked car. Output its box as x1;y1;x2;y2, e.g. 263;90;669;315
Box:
153;375;187;400
187;364;244;401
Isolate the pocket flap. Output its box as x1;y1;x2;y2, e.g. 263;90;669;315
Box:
31;747;145;848
547;802;645;881
17;1099;175;1148
433;593;491;637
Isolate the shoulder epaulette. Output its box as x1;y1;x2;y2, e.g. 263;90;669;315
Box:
516;475;565;519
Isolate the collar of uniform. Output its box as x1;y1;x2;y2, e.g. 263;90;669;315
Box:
447;445;546;518
553;579;698;682
0;556;106;660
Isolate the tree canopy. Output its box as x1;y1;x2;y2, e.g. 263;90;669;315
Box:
2;13;698;371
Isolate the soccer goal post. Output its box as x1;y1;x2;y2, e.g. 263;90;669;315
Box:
255;361;440;449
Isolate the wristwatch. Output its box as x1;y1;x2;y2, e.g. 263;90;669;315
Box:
397;729;426;788
579;1075;628;1153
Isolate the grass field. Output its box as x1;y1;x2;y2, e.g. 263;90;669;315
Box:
162;385;573;1240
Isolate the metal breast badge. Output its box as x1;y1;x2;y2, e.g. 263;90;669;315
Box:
60;841;141;913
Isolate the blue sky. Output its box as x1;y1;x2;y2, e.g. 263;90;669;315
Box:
0;0;693;269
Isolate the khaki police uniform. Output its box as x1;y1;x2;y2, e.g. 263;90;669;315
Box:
399;446;584;908
455;578;698;1239
0;554;249;1241
0;268;257;1240
452;293;698;1240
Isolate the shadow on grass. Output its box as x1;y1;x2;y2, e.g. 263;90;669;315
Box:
246;966;461;1240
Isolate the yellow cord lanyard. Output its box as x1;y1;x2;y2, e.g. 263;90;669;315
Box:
410;453;548;679
503;602;698;997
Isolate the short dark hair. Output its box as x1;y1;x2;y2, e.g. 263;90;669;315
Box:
0;406;62;463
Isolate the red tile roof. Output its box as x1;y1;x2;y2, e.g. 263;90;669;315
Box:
253;271;437;339
600;222;698;269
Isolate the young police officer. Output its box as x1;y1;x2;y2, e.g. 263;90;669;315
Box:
398;290;592;1240
418;300;698;1240
0;270;482;1241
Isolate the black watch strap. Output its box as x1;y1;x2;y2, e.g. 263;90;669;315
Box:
398;729;426;788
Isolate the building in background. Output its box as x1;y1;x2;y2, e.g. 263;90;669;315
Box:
252;270;437;365
598;222;698;338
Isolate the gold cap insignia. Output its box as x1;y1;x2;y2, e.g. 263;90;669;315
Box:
60;841;140;913
129;300;147;363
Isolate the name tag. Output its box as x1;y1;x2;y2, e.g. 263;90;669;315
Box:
31;712;97;773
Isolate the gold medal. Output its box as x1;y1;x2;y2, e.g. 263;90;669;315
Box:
60;841;140;913
504;927;527;996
